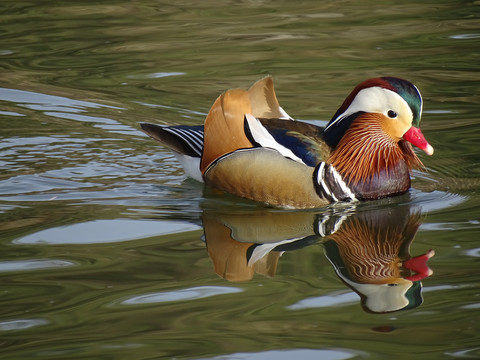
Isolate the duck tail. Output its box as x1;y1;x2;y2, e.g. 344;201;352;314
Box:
140;122;204;157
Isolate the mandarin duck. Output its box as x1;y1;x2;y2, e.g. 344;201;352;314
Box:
141;76;434;208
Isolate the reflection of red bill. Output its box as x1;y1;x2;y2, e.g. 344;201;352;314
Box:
404;249;435;281
403;126;434;156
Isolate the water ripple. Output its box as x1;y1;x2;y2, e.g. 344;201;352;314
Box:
464;248;480;258
0;87;123;111
445;347;480;358
127;71;185;79
0;110;25;116
0;318;49;331
121;286;243;305
449;33;480;40
13;219;200;245
0;259;75;273
287;291;357;310
204;348;362;360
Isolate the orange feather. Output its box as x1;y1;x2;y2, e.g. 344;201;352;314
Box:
200;89;254;173
247;76;289;119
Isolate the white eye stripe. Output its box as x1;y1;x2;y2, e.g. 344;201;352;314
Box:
325;87;413;131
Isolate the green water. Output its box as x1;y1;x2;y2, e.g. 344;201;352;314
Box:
1;1;479;359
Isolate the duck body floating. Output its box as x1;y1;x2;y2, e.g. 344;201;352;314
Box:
141;76;433;209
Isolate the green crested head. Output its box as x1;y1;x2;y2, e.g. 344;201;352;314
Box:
382;77;423;127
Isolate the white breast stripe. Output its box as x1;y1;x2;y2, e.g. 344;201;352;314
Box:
329;166;357;201
317;162;338;202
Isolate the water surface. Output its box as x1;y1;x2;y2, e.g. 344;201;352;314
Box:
1;1;479;359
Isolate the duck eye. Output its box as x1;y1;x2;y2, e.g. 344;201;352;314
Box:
387;110;398;118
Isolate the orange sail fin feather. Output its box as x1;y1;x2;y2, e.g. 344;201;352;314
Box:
200;89;254;173
247;76;291;119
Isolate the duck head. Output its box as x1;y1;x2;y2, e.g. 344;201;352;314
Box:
324;77;433;154
323;77;434;197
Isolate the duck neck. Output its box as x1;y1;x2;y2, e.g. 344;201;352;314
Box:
327;118;422;200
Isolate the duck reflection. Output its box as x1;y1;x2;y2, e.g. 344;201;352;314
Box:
323;208;434;313
202;204;434;313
